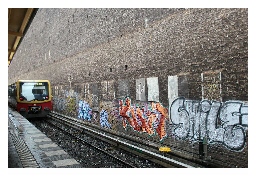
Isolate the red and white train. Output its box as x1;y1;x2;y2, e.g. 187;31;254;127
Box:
8;80;53;118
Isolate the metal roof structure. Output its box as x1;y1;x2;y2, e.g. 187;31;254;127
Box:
8;8;38;66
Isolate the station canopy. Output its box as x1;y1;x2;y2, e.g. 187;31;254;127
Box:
8;8;37;66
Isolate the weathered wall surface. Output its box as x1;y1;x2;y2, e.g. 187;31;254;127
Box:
8;8;248;167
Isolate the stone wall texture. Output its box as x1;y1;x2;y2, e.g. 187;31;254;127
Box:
8;8;248;167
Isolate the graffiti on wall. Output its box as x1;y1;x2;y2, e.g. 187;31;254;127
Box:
52;86;80;117
170;97;248;151
78;100;92;121
110;99;123;120
100;109;111;128
118;97;168;141
66;96;76;116
65;89;79;116
92;112;98;122
52;74;248;148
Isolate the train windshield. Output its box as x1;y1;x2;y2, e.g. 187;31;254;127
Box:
19;82;49;101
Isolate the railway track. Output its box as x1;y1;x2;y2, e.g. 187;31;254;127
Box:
41;118;137;168
32;119;163;167
33;111;206;168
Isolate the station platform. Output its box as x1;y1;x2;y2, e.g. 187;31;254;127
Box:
8;107;82;168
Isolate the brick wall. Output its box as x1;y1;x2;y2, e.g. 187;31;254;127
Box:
8;8;248;167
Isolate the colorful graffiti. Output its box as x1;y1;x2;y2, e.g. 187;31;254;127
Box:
118;97;169;141
53;88;79;116
66;96;76;116
92;112;98;122
54;83;248;150
170;97;248;151
78;100;92;121
100;109;111;129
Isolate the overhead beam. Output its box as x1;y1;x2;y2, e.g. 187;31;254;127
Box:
8;30;23;37
13;9;34;50
20;8;34;34
9;52;15;60
8;49;16;53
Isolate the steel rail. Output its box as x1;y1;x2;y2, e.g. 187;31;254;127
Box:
47;112;195;168
46;115;137;167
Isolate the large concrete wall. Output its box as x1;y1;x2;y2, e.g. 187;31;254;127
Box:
8;8;248;167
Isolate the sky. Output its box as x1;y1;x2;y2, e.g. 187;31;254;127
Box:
2;0;255;176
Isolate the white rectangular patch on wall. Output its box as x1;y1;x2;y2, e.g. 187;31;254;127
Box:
84;83;89;100
101;80;115;100
136;78;146;101
147;77;159;102
168;75;178;104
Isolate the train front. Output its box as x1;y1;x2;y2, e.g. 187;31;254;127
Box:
16;80;53;118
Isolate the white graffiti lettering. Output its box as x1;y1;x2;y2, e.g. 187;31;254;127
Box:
170;97;248;151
